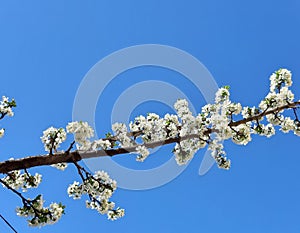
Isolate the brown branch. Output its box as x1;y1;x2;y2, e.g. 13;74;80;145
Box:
0;101;299;174
229;101;300;127
0;134;199;174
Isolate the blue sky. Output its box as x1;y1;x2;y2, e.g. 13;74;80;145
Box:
1;1;300;232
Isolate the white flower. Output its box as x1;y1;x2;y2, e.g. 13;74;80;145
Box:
135;145;150;162
16;195;65;227
0;96;16;117
173;140;199;165
67;181;83;199
129;115;147;131
112;123;134;147
215;87;230;104
262;124;275;137
231;124;251;145
107;208;125;221
226;103;242;115
92;139;111;150
1;170;42;192
112;123;127;134
259;92;279;110
147;113;160;121
269;68;292;92
67;121;94;150
69;170;123;220
278;86;294;103
280;117;294;133
48;203;65;224
41;127;67;152
242;106;261;119
164;114;180;138
174;99;193;119
266;113;284;125
293;120;300;136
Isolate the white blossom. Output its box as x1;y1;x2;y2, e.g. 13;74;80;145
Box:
107;208;125;221
112;123;134;147
231;124;251;145
270;68;292;92
242;106;261;119
294;120;300;136
226;102;242;115
0;96;15;117
129;115;147;132
92;139;111;150
266;113;284;125
66;121;94;150
164;113;180;138
135;145;150;162
67;170;123;220
208;140;230;169
174;99;193;120
41;127;67;152
279;117;294;133
261;124;275;137
67;181;83;199
112;123;127;134
16;195;65;227
215;86;230;104
173;139;200;165
1;170;42;192
278;86;294;103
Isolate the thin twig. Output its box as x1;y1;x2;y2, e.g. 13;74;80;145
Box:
0;179;50;219
66;141;76;154
0;213;18;233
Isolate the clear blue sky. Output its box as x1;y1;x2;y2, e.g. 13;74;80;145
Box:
1;1;300;232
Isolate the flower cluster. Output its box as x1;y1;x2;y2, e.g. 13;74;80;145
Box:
260;69;294;111
67;170;124;221
256;69;300;136
173;140;201;165
117;69;298;168
49;69;297;171
112;123;133;147
135;145;150;162
128;113;181;161
0;96;16;138
269;68;292;92
91;139;112;150
1;170;42;192
41;127;67;153
0;96;16;117
66;121;94;150
16;195;65;227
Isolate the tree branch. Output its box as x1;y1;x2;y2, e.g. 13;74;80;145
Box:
0;101;299;174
